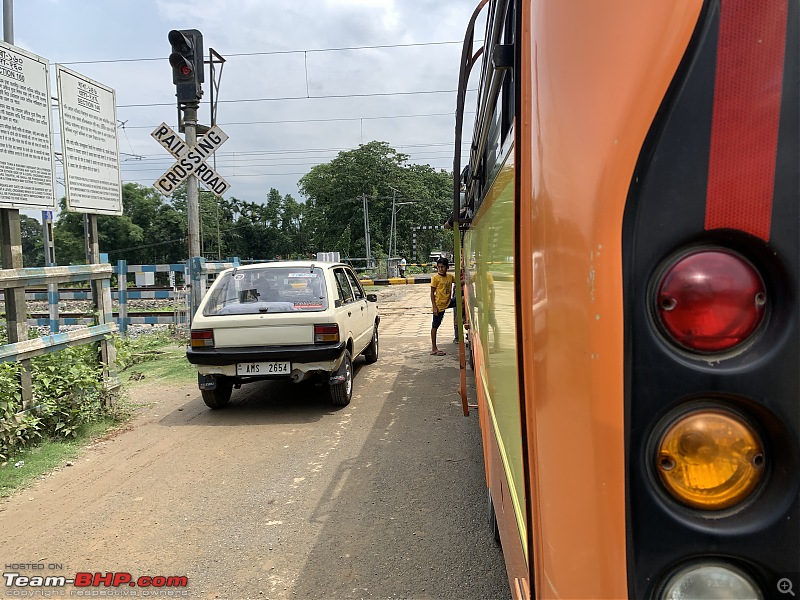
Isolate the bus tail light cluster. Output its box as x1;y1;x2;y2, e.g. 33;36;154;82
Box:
650;246;769;513
314;324;339;343
190;329;214;348
654;249;766;353
645;244;778;598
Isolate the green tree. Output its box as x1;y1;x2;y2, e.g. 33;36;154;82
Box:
52;184;185;265
280;194;307;257
298;141;452;262
20;214;44;267
52;198;88;265
45;143;453;267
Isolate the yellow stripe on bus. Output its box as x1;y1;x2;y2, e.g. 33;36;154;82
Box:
481;364;529;564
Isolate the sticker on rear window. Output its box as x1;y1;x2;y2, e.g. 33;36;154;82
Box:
294;301;323;309
287;273;317;278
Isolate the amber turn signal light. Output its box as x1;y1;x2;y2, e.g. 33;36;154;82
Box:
190;329;214;348
655;409;764;510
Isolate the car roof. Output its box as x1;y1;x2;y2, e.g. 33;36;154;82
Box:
224;261;348;272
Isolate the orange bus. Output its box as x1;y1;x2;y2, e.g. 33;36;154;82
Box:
453;1;800;598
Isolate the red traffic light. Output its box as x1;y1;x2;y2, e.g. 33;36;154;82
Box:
169;53;194;79
168;28;204;103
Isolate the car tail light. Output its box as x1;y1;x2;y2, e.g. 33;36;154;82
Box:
314;324;339;343
191;329;214;348
655;408;764;510
655;249;766;353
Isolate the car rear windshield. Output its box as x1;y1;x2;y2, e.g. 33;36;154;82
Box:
203;266;328;316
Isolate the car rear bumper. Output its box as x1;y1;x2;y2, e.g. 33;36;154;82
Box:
186;342;346;366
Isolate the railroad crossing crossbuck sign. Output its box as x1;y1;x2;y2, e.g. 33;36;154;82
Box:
151;122;230;197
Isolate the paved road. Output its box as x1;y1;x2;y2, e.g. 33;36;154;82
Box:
0;284;509;600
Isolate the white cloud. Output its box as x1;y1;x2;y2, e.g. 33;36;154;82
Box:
4;0;479;205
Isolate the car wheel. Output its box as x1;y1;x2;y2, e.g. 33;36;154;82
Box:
363;324;379;364
201;378;233;409
328;350;353;406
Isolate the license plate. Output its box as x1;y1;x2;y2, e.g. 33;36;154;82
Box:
236;361;291;376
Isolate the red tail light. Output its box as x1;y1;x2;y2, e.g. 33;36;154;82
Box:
314;324;339;343
191;329;214;348
655;249;766;353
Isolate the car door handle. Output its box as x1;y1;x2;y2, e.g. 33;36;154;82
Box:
348;311;352;317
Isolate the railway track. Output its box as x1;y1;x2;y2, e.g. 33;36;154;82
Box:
28;311;181;319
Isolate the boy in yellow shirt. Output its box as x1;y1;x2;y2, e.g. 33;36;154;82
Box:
430;257;455;355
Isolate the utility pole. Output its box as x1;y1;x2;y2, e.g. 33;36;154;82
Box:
390;189;396;260
2;0;34;405
362;194;372;269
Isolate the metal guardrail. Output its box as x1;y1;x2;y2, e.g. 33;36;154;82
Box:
0;259;238;334
0;323;117;363
0;263;119;403
0;258;242;415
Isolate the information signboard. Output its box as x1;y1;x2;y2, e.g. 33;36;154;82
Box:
56;65;122;215
0;41;56;209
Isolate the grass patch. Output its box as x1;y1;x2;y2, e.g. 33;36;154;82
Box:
116;330;195;386
0;416;123;498
0;331;192;499
120;343;196;386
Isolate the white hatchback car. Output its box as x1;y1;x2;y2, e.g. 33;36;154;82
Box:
186;261;379;409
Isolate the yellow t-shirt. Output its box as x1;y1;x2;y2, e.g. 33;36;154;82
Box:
431;273;455;312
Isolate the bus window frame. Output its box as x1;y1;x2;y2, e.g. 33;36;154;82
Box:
471;1;516;215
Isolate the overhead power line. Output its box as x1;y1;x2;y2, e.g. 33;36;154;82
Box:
120;111;469;130
56;40;467;66
116;141;471;164
117;89;468;109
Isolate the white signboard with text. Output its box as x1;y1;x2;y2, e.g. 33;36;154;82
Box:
56;65;122;215
0;41;56;209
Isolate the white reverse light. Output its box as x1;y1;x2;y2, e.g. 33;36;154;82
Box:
660;562;762;600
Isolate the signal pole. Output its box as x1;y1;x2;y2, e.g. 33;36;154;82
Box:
183;101;201;267
185;102;204;317
168;29;204;316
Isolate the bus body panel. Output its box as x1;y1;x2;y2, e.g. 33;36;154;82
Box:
452;0;800;598
516;2;704;598
465;148;526;589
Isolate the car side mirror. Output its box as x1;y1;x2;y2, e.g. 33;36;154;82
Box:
366;293;378;303
334;299;343;308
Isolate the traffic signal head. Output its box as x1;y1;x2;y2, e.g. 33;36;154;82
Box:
168;29;204;103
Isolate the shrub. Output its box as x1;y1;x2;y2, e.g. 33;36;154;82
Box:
0;329;177;462
0;343;109;462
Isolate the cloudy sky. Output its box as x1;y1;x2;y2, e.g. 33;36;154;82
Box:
4;0;482;207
